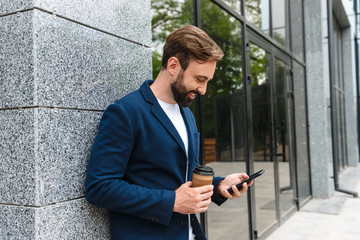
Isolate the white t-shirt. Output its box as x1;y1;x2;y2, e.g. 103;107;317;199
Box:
157;98;195;240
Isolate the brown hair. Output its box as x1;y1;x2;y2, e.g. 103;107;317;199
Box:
161;25;224;70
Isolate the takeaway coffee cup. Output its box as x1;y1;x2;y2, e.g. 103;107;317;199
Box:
192;165;214;187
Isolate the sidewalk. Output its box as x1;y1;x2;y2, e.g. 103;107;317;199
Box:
266;165;360;240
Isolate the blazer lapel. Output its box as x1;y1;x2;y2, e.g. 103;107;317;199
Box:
180;107;195;163
140;80;186;155
151;105;186;154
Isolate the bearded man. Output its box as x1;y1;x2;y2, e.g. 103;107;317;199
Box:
85;25;252;240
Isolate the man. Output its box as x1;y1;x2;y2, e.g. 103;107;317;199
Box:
85;25;252;240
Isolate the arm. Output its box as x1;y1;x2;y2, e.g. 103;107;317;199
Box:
85;103;175;226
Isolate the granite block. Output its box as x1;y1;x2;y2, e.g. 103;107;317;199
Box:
0;109;37;205
0;108;103;206
0;11;35;108
1;10;152;109
0;198;110;239
290;0;304;61
36;198;110;240
0;0;151;46
35;108;102;205
0;205;36;240
304;0;323;53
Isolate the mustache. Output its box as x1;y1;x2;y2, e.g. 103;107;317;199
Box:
188;90;200;95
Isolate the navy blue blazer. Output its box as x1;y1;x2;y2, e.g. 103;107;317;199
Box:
85;80;226;240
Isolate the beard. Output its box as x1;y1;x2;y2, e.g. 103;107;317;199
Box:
170;70;199;107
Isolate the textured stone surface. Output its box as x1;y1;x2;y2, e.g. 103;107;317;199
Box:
0;109;37;205
0;10;151;110
304;0;332;198
35;108;103;205
0;108;103;205
0;205;36;239
0;198;110;239
1;0;150;239
290;0;304;61
0;0;151;46
0;11;35;108
36;198;110;240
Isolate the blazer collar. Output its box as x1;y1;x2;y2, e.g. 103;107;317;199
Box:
140;80;188;156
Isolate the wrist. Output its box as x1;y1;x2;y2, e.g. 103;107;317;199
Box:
217;180;224;195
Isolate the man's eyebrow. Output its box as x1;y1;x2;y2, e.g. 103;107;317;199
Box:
196;75;213;81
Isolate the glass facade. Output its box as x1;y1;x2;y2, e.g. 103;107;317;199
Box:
245;0;270;35
151;0;313;239
272;0;288;46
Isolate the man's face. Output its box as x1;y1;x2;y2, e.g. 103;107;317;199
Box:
171;59;217;107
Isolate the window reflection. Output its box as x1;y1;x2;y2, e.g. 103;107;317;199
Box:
221;0;242;13
272;0;287;46
245;0;270;35
200;1;248;239
274;59;294;217
151;0;193;78
249;43;277;233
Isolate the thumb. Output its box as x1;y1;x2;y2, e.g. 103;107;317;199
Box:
184;181;193;187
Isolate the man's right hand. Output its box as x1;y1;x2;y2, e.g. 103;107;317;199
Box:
173;182;214;214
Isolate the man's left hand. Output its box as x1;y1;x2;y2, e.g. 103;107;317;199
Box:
217;173;253;199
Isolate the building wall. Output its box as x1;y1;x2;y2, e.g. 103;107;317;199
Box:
0;1;152;239
304;0;333;198
304;0;359;198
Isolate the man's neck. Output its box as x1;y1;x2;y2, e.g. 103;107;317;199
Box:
151;71;176;104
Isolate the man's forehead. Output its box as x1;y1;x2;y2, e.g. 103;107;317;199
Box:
187;59;216;76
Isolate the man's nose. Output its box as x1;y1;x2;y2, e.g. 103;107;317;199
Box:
197;82;208;95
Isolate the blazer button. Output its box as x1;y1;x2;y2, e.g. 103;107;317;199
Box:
181;220;187;226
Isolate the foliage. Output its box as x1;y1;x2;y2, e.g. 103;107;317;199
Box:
151;0;270;156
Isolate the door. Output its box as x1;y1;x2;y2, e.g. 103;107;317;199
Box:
247;31;296;239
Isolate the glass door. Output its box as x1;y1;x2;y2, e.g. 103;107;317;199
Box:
247;31;296;239
274;56;296;222
248;43;278;237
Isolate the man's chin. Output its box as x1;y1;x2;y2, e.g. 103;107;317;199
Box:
178;97;195;108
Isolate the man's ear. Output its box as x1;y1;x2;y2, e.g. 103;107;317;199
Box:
167;57;181;76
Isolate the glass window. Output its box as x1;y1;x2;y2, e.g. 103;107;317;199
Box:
200;1;248;239
151;0;193;78
271;0;288;46
245;0;270;35
274;58;294;218
221;0;242;13
249;43;277;233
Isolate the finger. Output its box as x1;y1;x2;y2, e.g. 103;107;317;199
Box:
240;173;249;179
239;183;248;194
185;181;193;187
220;187;235;199
230;185;242;198
198;199;211;212
201;191;213;200
196;184;214;193
197;205;209;213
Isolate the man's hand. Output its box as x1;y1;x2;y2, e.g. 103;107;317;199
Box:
217;173;253;200
173;182;214;214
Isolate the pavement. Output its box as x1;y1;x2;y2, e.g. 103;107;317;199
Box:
266;165;360;240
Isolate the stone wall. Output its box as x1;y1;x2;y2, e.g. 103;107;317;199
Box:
0;1;152;239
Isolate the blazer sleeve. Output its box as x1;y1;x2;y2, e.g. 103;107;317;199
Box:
85;103;175;226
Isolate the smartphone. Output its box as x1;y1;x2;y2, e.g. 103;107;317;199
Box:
227;169;265;194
